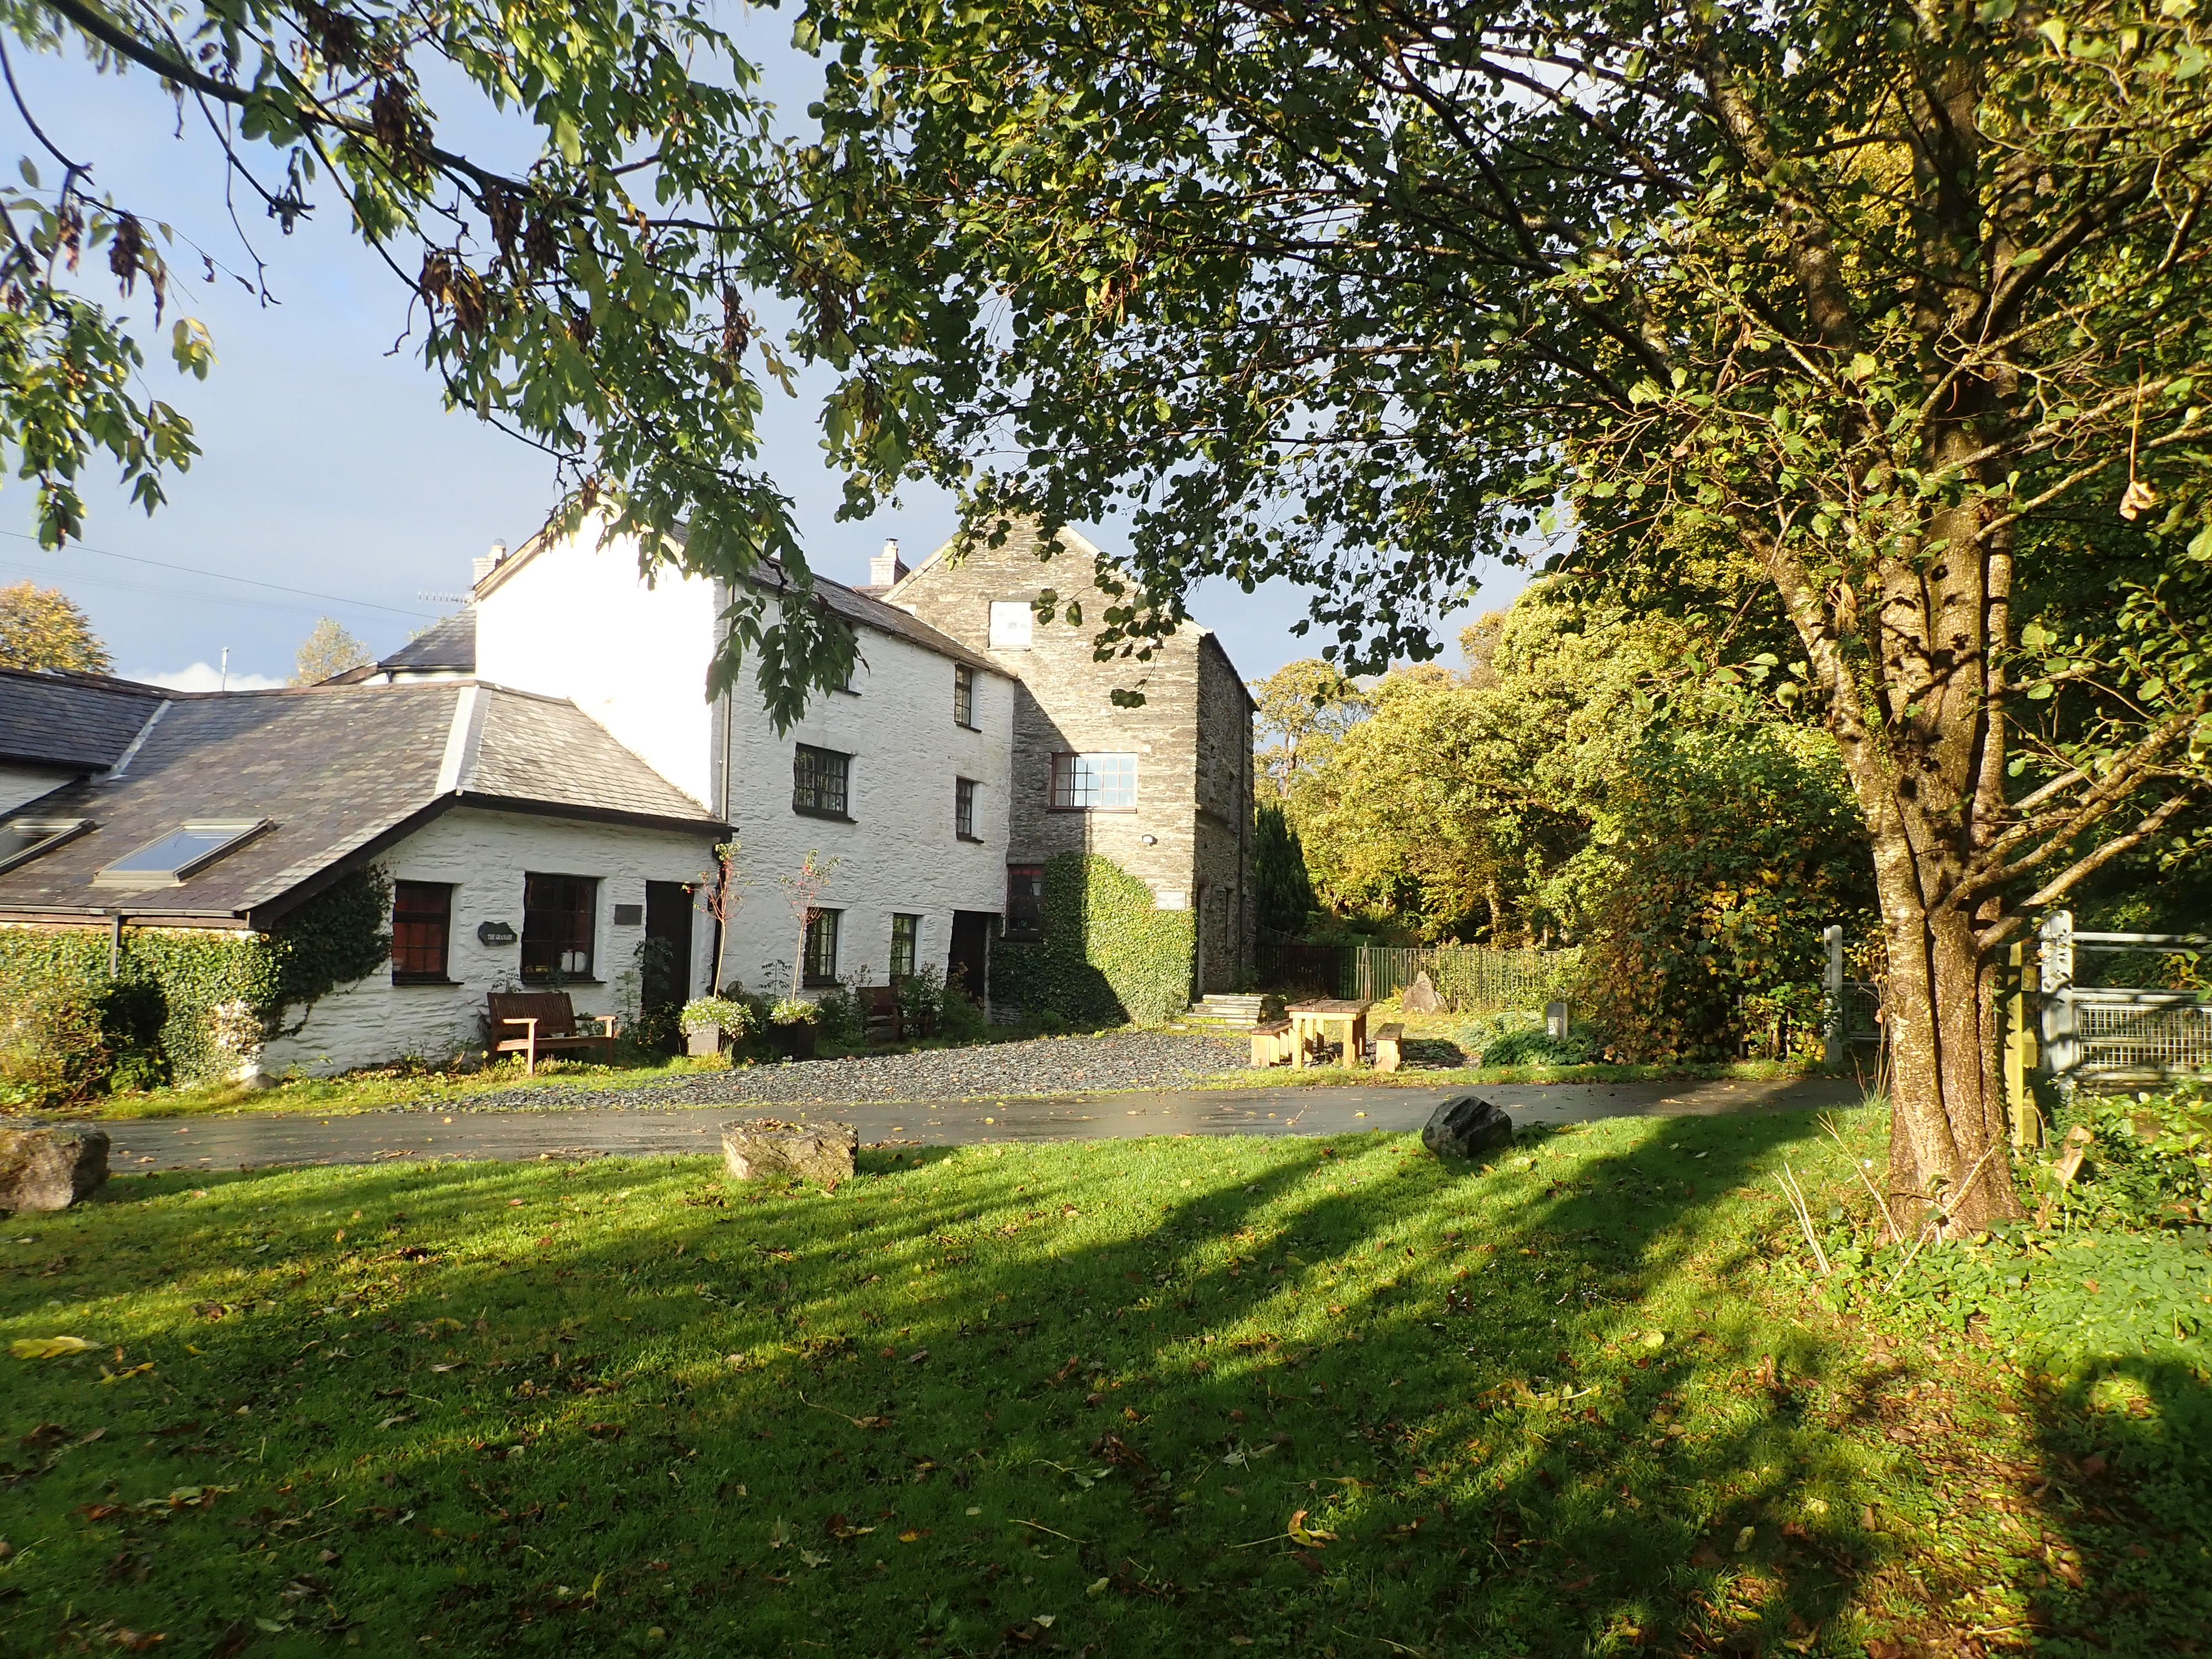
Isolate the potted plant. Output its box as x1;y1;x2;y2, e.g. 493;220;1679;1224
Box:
768;997;820;1060
680;995;755;1058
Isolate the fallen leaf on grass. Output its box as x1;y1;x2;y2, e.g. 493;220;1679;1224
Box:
11;1336;93;1359
111;1630;165;1650
798;1549;830;1568
1287;1510;1338;1547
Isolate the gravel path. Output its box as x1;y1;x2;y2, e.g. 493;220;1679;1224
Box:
394;1030;1250;1114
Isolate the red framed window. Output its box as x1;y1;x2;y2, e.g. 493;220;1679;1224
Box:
392;881;453;983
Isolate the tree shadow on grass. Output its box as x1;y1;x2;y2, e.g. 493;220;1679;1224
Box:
0;1112;2056;1658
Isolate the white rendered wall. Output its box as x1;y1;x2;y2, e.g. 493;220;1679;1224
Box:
0;764;78;816
717;628;1013;999
261;806;717;1077
473;518;722;811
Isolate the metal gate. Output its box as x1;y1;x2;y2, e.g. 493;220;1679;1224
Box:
2037;911;2212;1088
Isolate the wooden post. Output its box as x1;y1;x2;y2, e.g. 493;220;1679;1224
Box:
1822;924;1845;1067
2004;940;2043;1149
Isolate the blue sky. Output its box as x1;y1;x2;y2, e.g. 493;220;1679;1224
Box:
3;18;1521;692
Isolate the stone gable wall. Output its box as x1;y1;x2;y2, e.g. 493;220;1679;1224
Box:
891;523;1253;985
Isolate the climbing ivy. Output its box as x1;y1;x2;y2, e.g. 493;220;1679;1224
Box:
0;865;394;1106
0;926;280;1105
267;868;395;1034
990;853;1194;1026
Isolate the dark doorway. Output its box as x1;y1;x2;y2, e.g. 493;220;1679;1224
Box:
948;911;994;1005
642;881;696;1051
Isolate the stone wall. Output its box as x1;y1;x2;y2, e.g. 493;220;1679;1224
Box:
889;522;1255;985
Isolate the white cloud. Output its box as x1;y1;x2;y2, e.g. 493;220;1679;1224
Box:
128;662;287;693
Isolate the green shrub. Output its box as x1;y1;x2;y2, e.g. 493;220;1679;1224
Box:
990;853;1194;1027
938;975;988;1041
2044;1089;2212;1230
0;867;394;1107
895;965;943;1039
1476;1020;1610;1067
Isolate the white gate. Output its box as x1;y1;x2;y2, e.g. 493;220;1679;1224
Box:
2038;911;2212;1088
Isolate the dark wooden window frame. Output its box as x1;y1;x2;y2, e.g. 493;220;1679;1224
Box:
890;912;921;980
792;743;854;821
521;873;599;982
391;880;455;983
953;662;977;728
1004;864;1045;941
955;776;979;841
802;907;843;987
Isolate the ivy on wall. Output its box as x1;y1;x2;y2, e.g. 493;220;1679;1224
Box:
990;853;1195;1026
0;865;395;1107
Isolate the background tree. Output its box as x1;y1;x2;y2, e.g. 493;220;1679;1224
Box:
784;0;2212;1229
1251;802;1316;935
291;617;369;685
1250;659;1369;800
2;0;854;722
0;580;110;672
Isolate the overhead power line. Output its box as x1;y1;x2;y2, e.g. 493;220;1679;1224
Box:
0;528;440;620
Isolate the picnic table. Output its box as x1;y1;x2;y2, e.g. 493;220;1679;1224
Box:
1286;998;1373;1069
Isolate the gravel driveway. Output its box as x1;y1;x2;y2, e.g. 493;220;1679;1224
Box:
399;1030;1250;1113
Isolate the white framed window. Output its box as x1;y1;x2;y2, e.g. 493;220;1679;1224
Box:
988;601;1034;649
1050;753;1138;811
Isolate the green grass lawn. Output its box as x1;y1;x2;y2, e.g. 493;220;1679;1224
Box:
2;1112;2203;1657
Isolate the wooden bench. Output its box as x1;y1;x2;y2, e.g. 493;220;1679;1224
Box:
1249;1019;1295;1067
862;984;905;1044
1371;1022;1406;1074
487;991;618;1075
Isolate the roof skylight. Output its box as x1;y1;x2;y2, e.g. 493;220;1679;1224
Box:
93;821;267;887
0;818;90;877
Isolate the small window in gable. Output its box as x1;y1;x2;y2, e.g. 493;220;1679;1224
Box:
987;601;1034;649
0;817;90;877
94;821;266;887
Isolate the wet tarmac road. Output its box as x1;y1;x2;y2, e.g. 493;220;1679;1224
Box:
95;1075;1867;1172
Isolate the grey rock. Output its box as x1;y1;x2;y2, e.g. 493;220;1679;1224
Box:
0;1126;111;1211
1402;972;1444;1014
721;1118;858;1188
1421;1095;1514;1160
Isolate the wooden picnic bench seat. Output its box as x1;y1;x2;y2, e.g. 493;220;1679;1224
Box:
487;991;618;1075
1249;1019;1295;1067
1371;1022;1406;1074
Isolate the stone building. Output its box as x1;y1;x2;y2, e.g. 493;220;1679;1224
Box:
883;523;1256;994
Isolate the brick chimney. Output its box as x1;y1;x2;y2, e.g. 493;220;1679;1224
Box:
869;538;908;588
471;541;507;590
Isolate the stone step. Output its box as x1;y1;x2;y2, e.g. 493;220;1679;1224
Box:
1181;994;1269;1028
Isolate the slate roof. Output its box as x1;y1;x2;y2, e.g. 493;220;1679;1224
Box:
380;609;476;675
0;681;721;926
0;667;165;769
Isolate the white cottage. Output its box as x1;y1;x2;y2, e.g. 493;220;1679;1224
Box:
0;525;1021;1076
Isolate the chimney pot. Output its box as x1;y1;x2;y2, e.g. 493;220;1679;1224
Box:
470;541;508;589
869;537;909;589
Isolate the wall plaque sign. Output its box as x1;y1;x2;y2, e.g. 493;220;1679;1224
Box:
477;920;519;946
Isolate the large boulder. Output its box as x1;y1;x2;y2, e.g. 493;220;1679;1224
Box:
721;1118;857;1188
0;1126;111;1212
1402;971;1444;1014
1421;1095;1514;1160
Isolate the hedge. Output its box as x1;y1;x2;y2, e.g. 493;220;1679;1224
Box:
990;853;1194;1026
0;867;392;1106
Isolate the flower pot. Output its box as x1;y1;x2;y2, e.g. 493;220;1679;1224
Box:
685;1026;723;1058
769;1021;817;1060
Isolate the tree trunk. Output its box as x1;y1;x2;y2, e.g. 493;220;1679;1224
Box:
1855;780;2022;1235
